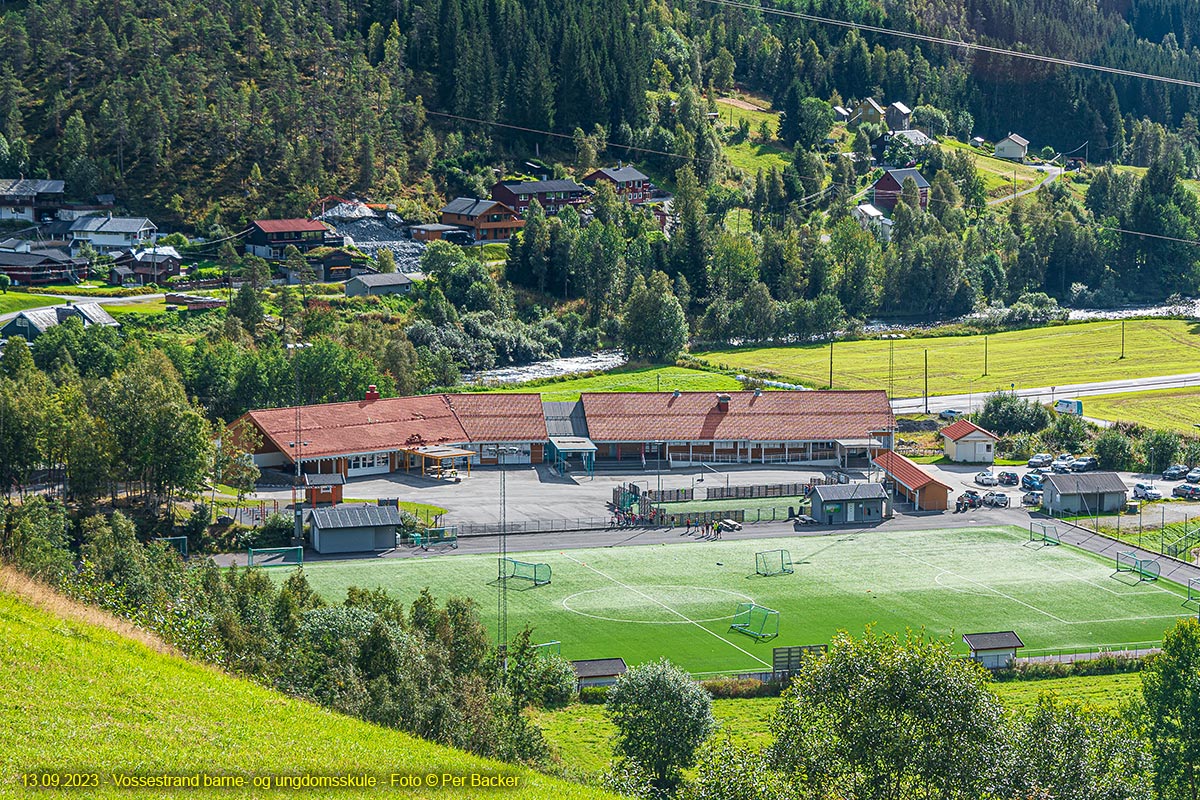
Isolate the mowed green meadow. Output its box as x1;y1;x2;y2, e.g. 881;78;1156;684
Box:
0;290;51;315
1078;386;1200;433
694;319;1200;396
292;526;1192;675
484;366;742;401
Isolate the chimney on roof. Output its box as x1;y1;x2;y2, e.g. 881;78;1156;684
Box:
365;385;380;402
672;389;681;398
716;393;731;412
753;388;763;397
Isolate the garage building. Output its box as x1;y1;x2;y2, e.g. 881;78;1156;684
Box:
1042;472;1128;514
810;483;889;525
940;419;999;464
310;503;404;554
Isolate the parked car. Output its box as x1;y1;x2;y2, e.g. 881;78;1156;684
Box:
1027;453;1054;468
1021;473;1044;491
983;491;1010;508
719;518;743;532
1051;454;1076;473
1022;490;1043;506
793;514;818;526
997;471;1019;485
1188;468;1200;484
939;409;963;420
1163;464;1190;481
1172;484;1200;500
1133;483;1163;500
1070;457;1099;472
956;490;984;511
975;471;998;486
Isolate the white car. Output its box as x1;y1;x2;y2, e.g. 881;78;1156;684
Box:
975;471;998;486
1051;454;1076;472
1133;483;1162;501
1027;453;1053;468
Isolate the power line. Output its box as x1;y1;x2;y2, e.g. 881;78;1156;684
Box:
701;0;1200;90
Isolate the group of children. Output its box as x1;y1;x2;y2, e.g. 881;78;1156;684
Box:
684;519;723;539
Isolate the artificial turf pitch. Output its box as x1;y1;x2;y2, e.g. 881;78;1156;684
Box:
291;526;1194;675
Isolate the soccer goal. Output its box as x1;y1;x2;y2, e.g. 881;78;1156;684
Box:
1116;551;1160;582
1029;522;1060;546
756;549;794;576
532;640;562;657
501;557;552;586
422;526;459;549
247;546;303;567
1189;578;1200;604
729;602;780;640
153;536;188;558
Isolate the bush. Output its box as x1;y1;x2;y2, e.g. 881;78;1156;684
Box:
580;686;610;704
701;677;784;698
992;653;1143;682
977;392;1051;436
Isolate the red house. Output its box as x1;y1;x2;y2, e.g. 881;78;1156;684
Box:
871;168;929;211
490;179;589;215
583;166;653;204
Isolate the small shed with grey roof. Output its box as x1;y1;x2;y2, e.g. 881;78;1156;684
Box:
570;657;627;689
345;271;426;297
1042;472;1128;514
810;482;889;525
309;502;404;554
963;631;1024;669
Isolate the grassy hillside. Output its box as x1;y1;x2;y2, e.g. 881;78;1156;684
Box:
480;365;741;401
0;569;621;799
534;671;1142;773
0;291;51;315
1077;386;1200;433
694;318;1200;396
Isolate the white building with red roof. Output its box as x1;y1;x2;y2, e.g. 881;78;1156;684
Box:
940;419;1000;464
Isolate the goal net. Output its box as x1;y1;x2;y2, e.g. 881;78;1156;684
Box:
248;546;303;568
756;549;795;576
421;526;459;549
501;557;552;586
1029;522;1060;546
1190;578;1200;604
1116;551;1159;582
729;602;780;640
153;536;188;558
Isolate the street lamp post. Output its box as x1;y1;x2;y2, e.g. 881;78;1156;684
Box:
286;342;312;545
496;445;519;669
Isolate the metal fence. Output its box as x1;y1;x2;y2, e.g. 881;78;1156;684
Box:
705;480;832;501
452;506;800;536
1017;640;1161;663
1044;505;1200;563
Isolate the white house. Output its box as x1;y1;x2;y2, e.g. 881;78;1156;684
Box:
852;203;892;243
994;133;1030;161
0;178;64;222
940;419;999;464
68;215;158;255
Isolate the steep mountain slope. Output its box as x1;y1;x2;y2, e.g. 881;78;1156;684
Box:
0;569;621;799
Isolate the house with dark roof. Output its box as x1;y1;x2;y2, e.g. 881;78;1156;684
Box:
344;271;425;297
309;502;403;554
68;215;158;255
439;197;523;241
0;248;89;285
963;631;1024;669
886;101;912;131
0;178;65;222
940;419;999;464
411;223;470;244
570;658;627;688
245;219;344;260
490;179;589;215
0;302;119;342
583;166;653;204
112;245;182;285
810;482;889;525
1042;472;1128;514
995;133;1030;161
871;168;930;210
304;472;345;506
872;450;952;511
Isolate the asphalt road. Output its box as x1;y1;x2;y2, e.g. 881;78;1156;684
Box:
891;371;1200;416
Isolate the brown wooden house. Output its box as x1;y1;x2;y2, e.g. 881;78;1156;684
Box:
439;197;524;241
490;179;589;215
583;166;653;204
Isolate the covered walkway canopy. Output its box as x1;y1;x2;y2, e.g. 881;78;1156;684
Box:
547;436;597;478
398;444;475;479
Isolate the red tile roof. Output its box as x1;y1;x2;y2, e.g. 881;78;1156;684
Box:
447;393;547;442
241;393;547;462
940;419;999;441
872;450;951;492
580;391;893;443
252;218;330;234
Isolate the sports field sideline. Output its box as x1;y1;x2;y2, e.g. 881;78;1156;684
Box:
288;525;1195;674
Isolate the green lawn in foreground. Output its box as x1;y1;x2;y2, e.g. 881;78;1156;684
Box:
1076;386;1200;433
694;318;1200;397
0;585;615;799
291;525;1192;675
534;671;1142;773
483;366;742;401
0;291;50;315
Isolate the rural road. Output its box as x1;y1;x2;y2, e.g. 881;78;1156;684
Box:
891;371;1200;415
987;164;1062;206
0;292;165;325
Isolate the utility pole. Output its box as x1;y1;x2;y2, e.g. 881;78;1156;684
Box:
1120;319;1126;360
923;349;929;414
497;445;518;669
286;342;312;546
828;340;834;389
983;335;988;376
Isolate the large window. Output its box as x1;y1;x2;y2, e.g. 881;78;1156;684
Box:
348;453;388;470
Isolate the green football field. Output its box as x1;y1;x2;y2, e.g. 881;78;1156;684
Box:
288;526;1194;675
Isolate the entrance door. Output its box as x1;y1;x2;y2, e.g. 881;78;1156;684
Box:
847;503;856;523
347;453;390;477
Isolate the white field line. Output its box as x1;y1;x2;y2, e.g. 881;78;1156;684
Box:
898;551;1070;623
559;553;772;668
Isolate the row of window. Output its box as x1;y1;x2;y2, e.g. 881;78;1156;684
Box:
348;453;388;470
